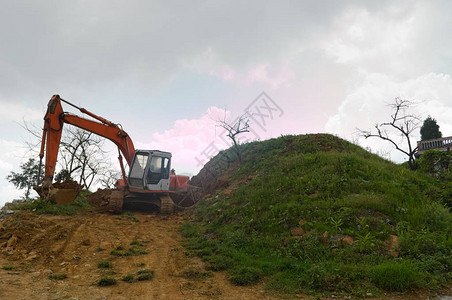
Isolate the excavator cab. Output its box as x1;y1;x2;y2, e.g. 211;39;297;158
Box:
128;150;171;191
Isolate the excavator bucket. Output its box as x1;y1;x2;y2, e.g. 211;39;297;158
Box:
54;189;80;205
35;180;82;205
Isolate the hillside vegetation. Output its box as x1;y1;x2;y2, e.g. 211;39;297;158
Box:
183;134;452;297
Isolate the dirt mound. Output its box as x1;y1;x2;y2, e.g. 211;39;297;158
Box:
86;188;118;213
190;151;232;197
170;188;203;208
87;188;113;207
53;180;82;190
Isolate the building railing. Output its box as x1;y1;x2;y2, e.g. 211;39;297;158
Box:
417;136;452;153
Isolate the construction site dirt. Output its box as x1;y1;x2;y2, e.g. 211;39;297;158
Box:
0;211;276;300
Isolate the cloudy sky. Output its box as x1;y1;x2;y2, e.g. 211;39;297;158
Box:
2;0;452;206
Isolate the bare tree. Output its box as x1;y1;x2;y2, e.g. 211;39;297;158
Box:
20;119;119;190
19;118;43;157
357;97;421;170
97;169;121;189
57;127;114;189
216;113;251;163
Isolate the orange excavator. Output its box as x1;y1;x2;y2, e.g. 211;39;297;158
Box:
36;94;192;213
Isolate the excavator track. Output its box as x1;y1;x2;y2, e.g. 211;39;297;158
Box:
159;195;174;214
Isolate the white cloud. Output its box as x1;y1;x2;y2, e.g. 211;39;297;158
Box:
246;63;296;90
135;106;230;174
134;105;275;174
0;139;33;205
321;2;452;163
0;139;27;162
326;72;452;162
0;160;13;171
0;101;42;123
0;185;24;209
190;48;296;89
322;3;431;78
325;9;413;63
0;1;353;96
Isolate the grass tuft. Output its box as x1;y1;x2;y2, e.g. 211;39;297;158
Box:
97;260;112;269
228;266;262;286
110;244;147;257
136;269;154;281
371;261;424;292
121;274;135;283
97;277;117;286
49;273;67;280
179;268;212;280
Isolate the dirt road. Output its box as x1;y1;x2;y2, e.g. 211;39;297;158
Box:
0;211;275;300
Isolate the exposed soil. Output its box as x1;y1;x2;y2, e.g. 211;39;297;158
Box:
190;153;232;197
53;180;83;190
87;188;114;208
0;211;277;300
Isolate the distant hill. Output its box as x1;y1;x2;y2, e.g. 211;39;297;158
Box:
184;134;452;297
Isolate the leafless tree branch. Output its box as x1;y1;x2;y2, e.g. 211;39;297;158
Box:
357;97;420;169
216;112;251;163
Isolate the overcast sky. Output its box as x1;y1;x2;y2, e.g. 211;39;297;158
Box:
2;1;452;206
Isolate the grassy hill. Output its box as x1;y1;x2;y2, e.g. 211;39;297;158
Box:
183;134;452;297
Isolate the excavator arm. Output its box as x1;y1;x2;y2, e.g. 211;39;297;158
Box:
38;95;135;186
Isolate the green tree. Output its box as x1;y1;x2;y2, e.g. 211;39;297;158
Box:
6;158;43;200
420;116;442;141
